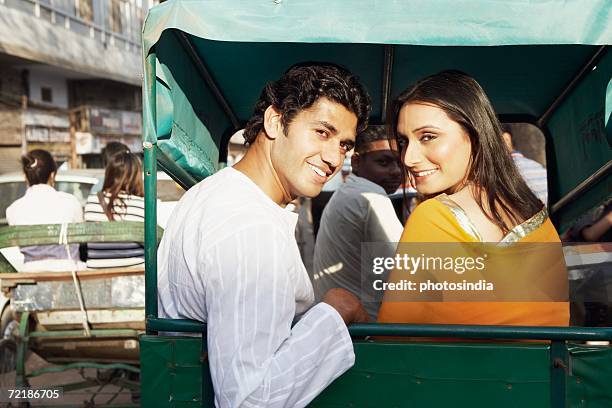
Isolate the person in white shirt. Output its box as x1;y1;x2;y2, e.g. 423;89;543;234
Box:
157;63;371;408
313;126;403;319
6;149;84;272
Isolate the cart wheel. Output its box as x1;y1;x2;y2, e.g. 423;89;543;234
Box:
0;338;17;374
1;304;14;339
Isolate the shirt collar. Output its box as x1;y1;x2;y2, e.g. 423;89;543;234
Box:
346;173;387;194
25;184;56;195
225;167;299;230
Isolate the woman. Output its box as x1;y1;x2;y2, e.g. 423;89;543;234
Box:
6;149;84;272
377;71;569;326
84;150;145;268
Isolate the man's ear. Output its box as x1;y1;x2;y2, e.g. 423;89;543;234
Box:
502;132;513;152
351;153;360;175
263;105;283;140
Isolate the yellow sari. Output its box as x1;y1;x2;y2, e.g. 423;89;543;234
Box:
377;194;570;326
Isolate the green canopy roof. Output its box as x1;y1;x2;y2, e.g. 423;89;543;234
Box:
141;0;611;231
143;0;611;50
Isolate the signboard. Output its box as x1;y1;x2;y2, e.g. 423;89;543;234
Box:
88;108;122;134
88;108;142;136
121;111;142;135
26;126;70;143
75;131;94;155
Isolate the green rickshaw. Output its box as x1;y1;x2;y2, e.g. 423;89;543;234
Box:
140;1;611;407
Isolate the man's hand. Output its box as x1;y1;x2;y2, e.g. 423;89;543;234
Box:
322;288;371;325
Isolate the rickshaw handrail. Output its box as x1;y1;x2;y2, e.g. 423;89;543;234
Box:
146;318;612;341
0;221;162;248
0;221;163;273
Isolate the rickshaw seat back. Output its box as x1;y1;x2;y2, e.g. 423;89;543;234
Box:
0;221;159;273
140;334;612;408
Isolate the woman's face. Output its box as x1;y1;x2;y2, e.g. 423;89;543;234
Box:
396;102;472;195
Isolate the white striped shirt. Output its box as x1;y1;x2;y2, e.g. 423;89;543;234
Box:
84;192;145;222
512;151;548;204
157;167;354;408
84;192;145;268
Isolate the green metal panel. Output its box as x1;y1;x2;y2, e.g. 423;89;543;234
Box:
311;341;551;408
547;50;612;232
140;335;612;408
140;335;208;407
567;344;612;408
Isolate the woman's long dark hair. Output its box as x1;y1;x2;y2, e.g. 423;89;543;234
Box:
390;70;543;233
102;151;144;220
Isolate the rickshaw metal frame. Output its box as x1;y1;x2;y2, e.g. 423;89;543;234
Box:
140;1;611;406
141;47;611;408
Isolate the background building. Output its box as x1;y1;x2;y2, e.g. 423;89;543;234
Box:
0;0;159;173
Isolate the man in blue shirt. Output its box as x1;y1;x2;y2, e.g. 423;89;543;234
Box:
502;124;548;204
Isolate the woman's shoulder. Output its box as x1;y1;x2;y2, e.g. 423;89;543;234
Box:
402;196;472;242
409;196;460;222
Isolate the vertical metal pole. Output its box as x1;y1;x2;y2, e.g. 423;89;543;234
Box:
380;44;394;122
16;312;30;387
20;69;29;155
550;340;567;408
144;51;158;333
144;142;157;328
69;110;78;169
21;95;28;155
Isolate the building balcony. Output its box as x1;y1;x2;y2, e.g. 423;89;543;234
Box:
0;0;147;85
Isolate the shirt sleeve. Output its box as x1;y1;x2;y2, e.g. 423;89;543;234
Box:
205;222;354;408
362;193;403;243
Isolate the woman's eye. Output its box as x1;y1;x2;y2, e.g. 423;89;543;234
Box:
420;134;436;142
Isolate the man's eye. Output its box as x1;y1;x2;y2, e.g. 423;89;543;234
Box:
316;129;329;138
397;137;408;147
340;141;354;153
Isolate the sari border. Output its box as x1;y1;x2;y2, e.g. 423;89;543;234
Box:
434;194;482;241
500;207;548;243
434;194;548;243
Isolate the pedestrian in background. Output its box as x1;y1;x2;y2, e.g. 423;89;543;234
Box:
6;149;84;272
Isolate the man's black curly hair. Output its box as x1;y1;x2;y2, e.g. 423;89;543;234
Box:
243;63;371;144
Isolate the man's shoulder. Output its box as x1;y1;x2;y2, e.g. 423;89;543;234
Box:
177;168;284;225
56;190;81;205
512;154;546;171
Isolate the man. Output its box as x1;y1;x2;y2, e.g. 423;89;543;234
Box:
157;64;371;408
312;126;403;319
502;124;548;204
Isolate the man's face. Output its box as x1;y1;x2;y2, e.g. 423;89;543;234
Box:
352;140;402;194
270;97;358;200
